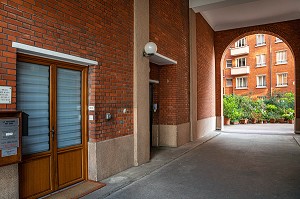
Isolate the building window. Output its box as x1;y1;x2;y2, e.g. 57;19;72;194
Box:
276;50;287;64
235;37;247;48
256;75;266;88
226;79;232;87
236;57;246;67
256;34;266;46
275;37;283;43
226;60;232;68
256;54;266;67
236;77;248;89
276;73;288;87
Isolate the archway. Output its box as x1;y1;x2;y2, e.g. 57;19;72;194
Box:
220;32;295;134
214;20;300;133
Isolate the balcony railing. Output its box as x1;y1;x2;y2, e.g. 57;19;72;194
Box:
230;45;249;56
231;66;250;75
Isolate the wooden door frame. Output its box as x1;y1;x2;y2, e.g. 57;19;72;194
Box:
17;54;88;198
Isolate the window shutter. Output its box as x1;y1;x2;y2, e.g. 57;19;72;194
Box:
17;62;50;155
57;68;82;148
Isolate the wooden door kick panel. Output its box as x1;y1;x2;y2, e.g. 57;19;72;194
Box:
57;148;84;188
20;155;53;199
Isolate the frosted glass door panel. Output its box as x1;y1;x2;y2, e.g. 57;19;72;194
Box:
17;62;50;155
57;68;82;148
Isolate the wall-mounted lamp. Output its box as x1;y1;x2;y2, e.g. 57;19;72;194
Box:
144;42;157;56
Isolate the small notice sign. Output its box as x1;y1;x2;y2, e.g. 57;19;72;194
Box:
1;148;17;157
0;86;12;104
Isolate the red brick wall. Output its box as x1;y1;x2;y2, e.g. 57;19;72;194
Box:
0;0;134;142
215;20;300;117
223;34;295;98
149;0;190;125
196;13;216;120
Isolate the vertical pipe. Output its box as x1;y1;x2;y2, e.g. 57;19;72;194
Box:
269;35;273;96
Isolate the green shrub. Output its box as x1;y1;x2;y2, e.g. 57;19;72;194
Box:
282;108;295;120
223;92;295;122
223;95;242;121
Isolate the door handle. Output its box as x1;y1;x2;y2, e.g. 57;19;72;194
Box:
51;127;55;140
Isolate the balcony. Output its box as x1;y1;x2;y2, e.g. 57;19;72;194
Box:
230;45;249;56
231;66;250;75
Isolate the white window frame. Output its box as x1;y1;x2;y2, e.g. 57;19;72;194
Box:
12;42;98;66
276;73;288;87
256;54;266;67
235;37;247;48
256;34;266;46
226;59;232;68
235;57;247;67
226;78;233;87
276;50;287;65
256;75;267;88
275;37;283;43
236;76;248;89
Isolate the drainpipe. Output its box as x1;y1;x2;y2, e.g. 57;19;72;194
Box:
269;36;273;96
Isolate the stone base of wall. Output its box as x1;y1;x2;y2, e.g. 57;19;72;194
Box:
295;118;300;134
88;135;134;181
0;164;19;198
196;117;216;139
216;116;223;130
152;123;190;147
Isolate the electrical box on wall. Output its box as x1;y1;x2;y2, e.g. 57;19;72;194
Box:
0;111;22;167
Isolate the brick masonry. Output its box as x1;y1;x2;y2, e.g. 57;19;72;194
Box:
223;34;295;97
196;13;216;120
215;20;300;117
149;0;190;125
0;0;134;142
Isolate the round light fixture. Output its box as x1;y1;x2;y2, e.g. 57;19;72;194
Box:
144;42;157;56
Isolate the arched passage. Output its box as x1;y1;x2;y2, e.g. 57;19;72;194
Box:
214;20;300;132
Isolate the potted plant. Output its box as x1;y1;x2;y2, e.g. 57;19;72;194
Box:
230;109;242;125
268;112;280;123
240;118;248;124
223;95;241;125
282;108;295;124
266;104;278;123
224;117;231;125
277;118;286;123
239;96;252;124
251;112;262;124
223;96;232;125
262;109;268;123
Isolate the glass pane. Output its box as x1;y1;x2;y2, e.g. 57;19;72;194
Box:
57;68;82;148
17;62;50;155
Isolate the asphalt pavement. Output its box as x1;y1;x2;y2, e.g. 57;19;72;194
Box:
84;124;300;199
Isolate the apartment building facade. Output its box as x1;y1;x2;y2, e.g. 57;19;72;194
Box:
223;34;295;98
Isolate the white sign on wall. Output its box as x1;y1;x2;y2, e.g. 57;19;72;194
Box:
0;86;12;104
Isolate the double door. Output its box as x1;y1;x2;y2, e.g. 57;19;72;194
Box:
17;55;88;199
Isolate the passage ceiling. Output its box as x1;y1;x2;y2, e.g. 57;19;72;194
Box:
190;0;300;31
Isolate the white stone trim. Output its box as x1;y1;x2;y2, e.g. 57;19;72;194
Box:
12;42;98;66
149;79;159;84
149;52;177;65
